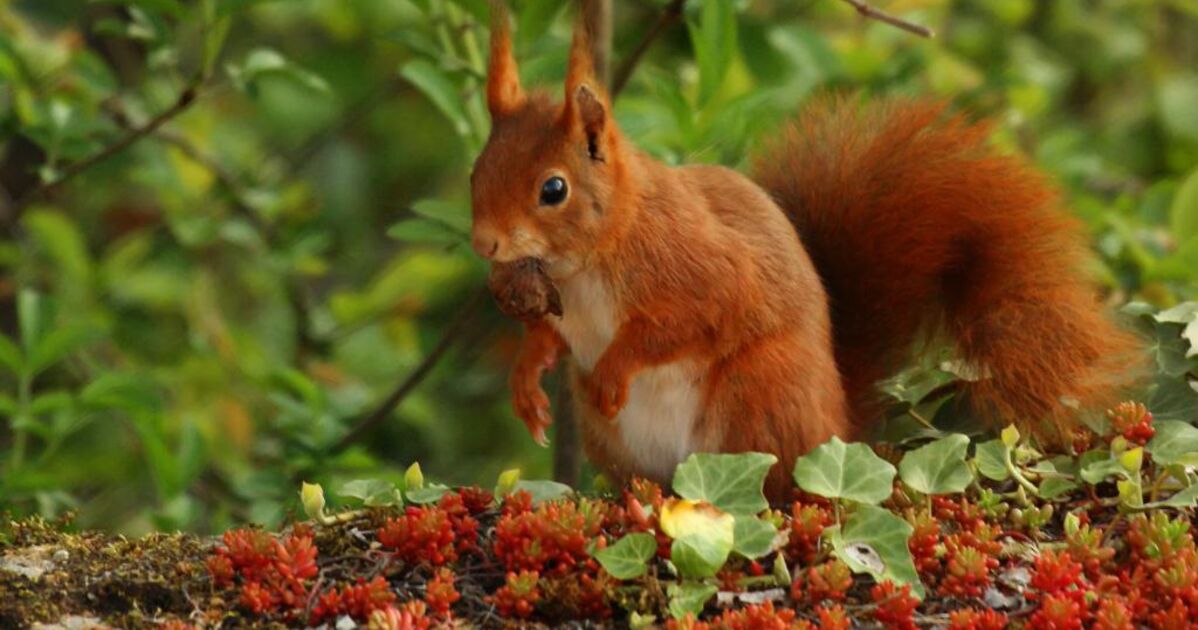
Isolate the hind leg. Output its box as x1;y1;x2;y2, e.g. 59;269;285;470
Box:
698;332;850;500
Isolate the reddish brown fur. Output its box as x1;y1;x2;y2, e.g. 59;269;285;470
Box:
753;97;1145;438
472;8;1142;498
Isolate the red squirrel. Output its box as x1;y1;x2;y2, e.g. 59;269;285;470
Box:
469;7;1143;497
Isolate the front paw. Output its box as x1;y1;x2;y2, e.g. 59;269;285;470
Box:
511;372;552;447
587;363;630;420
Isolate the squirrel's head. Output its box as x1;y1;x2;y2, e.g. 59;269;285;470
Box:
470;3;626;279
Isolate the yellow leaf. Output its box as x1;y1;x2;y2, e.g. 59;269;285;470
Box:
659;498;734;541
300;482;326;521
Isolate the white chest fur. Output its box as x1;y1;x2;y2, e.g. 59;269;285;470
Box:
551;270;704;481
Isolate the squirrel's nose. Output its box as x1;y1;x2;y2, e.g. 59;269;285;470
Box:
472;233;500;260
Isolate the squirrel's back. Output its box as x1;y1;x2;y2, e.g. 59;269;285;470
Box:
753;96;1144;437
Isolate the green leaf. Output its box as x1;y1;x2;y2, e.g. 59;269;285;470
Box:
662;500;735;578
410;198;472;235
301;482;327;520
593;532;657;579
672;452;776;516
387;218;465;245
1147;323;1193;376
899;434;973;495
517;0;566;46
828;504;923;598
24;209;92;286
1148;377;1198;424
406;484;451;505
1156;483;1198;508
1080;456;1127;484
1148;420;1198;467
495;468;521;497
0;393;14;416
1156;302;1198;359
28;324;102;376
0;335;22;375
513;480;574;503
95;0;185;18
405;462;425;491
17;289;51;355
974;439;1010;481
227;48;330;98
1039;477;1079;500
337;479;403;507
400;59;471;138
1174;169;1198;245
732;516;779;559
688;0;738;106
29;390;73;415
215;0;276;17
792;437;896;504
667;582;717;619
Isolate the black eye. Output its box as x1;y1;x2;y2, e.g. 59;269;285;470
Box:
539;176;568;206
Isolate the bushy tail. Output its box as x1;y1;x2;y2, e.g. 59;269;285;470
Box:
752;96;1144;437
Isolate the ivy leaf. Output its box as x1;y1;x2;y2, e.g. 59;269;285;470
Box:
1080;457;1127;484
495;469;521;497
406;484;451;505
1156;484;1198;508
514;480;574;504
300;482;327;521
1147;420;1198;467
667;582;717;620
1039;477;1080;499
898;434;973;495
732;517;780;559
974;439;1010;481
792;437;896;504
827;504;923;599
1148;377;1198;424
1155;302;1198;359
661;499;735;578
672;452;777;516
593;532;657;580
338;479;403;507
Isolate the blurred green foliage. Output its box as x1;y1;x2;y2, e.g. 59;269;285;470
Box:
0;0;1195;533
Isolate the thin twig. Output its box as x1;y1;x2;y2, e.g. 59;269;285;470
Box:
610;0;687;98
330;287;490;454
151;128;260;226
13;83;201;211
840;0;934;38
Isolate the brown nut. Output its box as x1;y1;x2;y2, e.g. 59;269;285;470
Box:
487;258;563;322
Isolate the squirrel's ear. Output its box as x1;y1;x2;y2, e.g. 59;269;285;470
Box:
568;85;608;161
486;1;524;118
562;20;609;161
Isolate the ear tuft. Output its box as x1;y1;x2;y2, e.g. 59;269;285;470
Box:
575;85;607;161
486;1;524;117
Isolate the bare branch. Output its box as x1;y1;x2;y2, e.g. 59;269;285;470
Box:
840;0;934;38
330;287;490;454
582;0;613;83
13;83;201;211
610;0;686;98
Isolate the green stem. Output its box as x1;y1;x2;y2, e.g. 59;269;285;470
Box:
1004;446;1039;496
10;372;32;473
